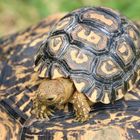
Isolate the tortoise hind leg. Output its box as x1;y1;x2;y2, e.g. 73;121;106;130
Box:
70;91;91;122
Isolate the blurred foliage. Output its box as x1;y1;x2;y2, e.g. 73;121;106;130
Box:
0;0;140;36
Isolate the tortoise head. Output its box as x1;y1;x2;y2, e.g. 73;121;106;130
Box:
37;78;74;106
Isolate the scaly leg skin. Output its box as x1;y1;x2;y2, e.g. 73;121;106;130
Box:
37;105;54;120
70;91;91;122
31;97;54;120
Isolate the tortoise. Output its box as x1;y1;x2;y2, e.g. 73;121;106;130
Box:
0;7;140;140
32;6;140;122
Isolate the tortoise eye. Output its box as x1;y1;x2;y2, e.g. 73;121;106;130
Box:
47;97;54;101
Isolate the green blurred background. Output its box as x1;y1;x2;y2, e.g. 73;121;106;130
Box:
0;0;140;36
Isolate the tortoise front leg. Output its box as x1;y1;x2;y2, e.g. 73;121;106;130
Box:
31;97;54;120
70;91;91;122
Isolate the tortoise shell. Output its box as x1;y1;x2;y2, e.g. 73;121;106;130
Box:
34;7;140;104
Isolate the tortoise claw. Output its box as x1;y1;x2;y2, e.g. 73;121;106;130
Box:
46;109;54;116
74;114;89;123
31;104;54;120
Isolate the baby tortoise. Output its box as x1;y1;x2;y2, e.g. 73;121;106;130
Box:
32;7;140;122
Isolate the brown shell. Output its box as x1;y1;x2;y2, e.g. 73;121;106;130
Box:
34;7;140;104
